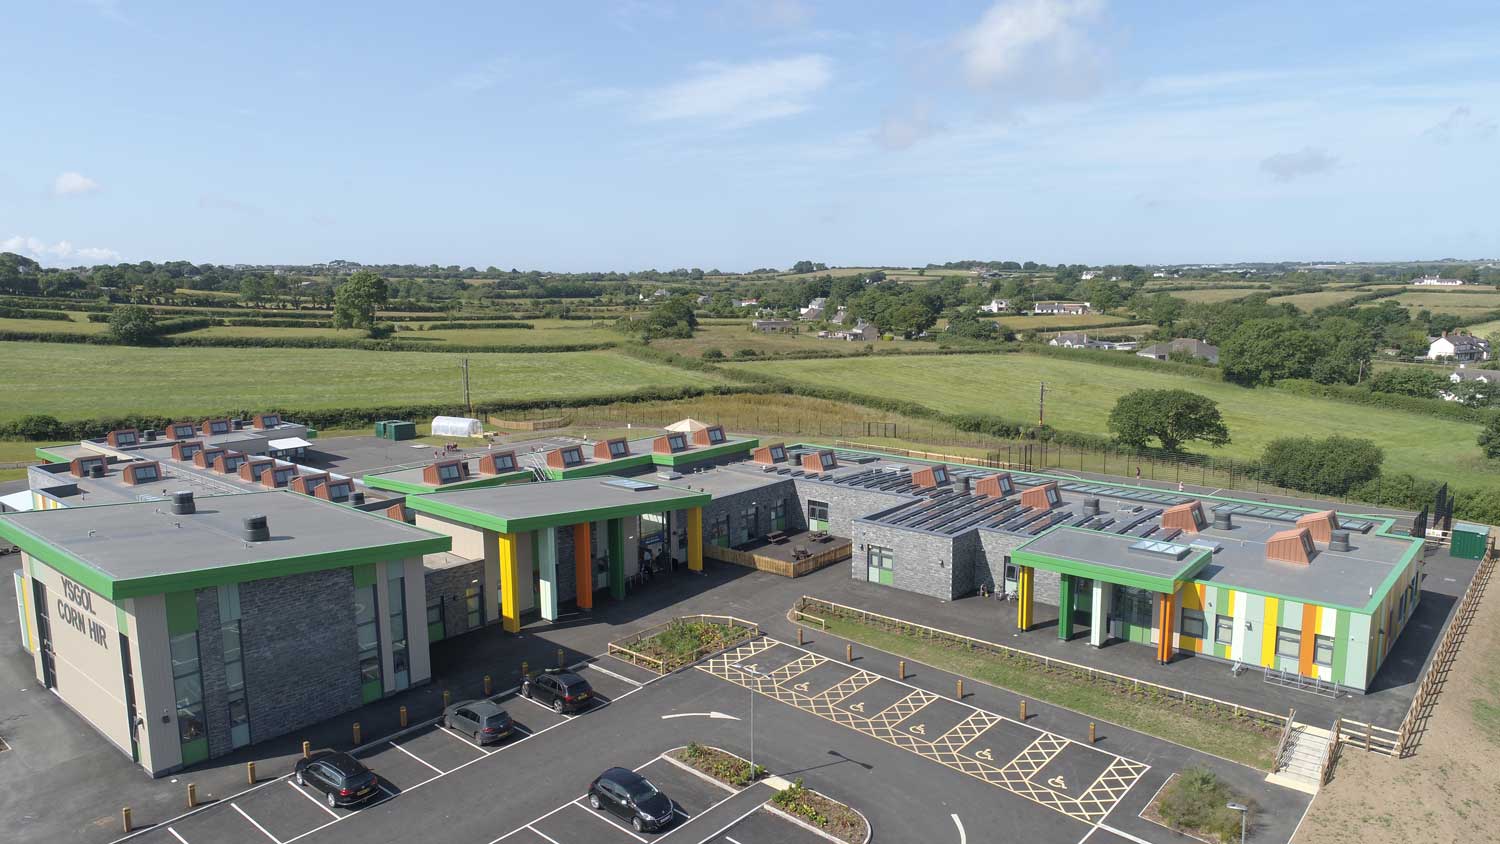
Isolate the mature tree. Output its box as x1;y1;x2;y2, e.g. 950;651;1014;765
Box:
1107;389;1231;452
620;295;698;340
943;308;1001;340
1220;318;1320;385
1259;435;1384;495
333;270;389;330
1448;379;1494;408
1479;416;1500;459
108;305;159;345
1368;368;1448;399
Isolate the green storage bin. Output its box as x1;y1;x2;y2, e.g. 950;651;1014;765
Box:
1451;523;1490;560
374;421;388;438
388;421;417;441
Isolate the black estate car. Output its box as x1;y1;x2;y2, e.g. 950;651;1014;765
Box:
443;699;515;745
521;668;594;713
293;750;379;808
588;767;675;832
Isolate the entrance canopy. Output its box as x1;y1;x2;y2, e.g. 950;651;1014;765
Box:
1011;526;1212;594
405;475;710;534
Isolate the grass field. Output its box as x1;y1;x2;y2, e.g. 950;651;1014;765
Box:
1267;289;1377;310
0;317;109;334
0;342;725;423
987;313;1135;331
1166;287;1264;303
729;353;1497;487
1388;290;1500;315
651;322;913;357
175;317;621;347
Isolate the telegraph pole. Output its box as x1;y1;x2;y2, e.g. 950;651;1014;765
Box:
461;358;472;416
1038;381;1048;427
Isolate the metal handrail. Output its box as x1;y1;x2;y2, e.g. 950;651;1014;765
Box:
1272;708;1297;773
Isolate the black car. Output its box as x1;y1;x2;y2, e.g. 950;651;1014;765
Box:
588;767;675;833
443;699;514;745
293;750;379;808
521;669;593;713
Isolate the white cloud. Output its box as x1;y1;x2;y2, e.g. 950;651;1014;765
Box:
54;171;101;196
1424;106;1498;143
956;0;1106;96
1259;147;1338;182
878;104;939;150
640;55;831;125
723;0;811;29
2;235;121;266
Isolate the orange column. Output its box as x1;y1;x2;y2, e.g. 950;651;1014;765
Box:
1158;592;1175;663
573;522;592;610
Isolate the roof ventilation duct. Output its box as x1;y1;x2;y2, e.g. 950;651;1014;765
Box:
89;464;106;478
243;515;270;543
1328;530;1351;552
351;492;366;505
1213;511;1233;530
170;490;195;515
1082;497;1100;517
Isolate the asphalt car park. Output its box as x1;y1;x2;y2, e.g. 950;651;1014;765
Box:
114;638;1309;844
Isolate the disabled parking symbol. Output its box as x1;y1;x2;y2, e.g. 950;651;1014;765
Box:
1047;775;1067;789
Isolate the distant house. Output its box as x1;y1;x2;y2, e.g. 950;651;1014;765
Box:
734;298;760;308
820;320;878;341
800;297;827;321
1444;366;1495;401
829;306;849;325
1032;301;1092;315
1427;332;1491;362
1080;271;1101;281
695;294;711;305
1048;332;1095;349
980;299;1011;314
639;288;671;301
1412;275;1464;286
752;319;795;333
1137;338;1220;364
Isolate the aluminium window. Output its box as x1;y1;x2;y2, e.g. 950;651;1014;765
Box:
1314;634;1334;667
209;420;230;434
492;454;515;470
388;576;409;690
707;427;726;444
867;545;894;570
667;433;687;451
436;463;463;483
769;445;786;461
1275;626;1301;659
607;440;629;458
170;632;206;745
133;465;159;482
818;452;835;469
560;447;584;466
1180;609;1206;640
355;585;381;690
1214;614;1234;645
932;467;948;484
465;586;481;629
807;500;829;522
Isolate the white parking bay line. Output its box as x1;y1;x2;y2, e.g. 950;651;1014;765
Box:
166;829;190;844
393;738;451;772
576;802;648;843
438;724;494;754
584;662;643;686
529;826;565;844
232;804;283;844
725;838;745;844
286;780;340;819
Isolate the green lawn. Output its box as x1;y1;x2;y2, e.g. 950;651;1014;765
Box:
0;343;725;423
989;313;1134;331
1166;288;1264;304
178;317;620;347
0;317;109;334
730;353;1498;487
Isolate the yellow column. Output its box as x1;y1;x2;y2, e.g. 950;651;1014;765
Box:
687;507;703;572
498;531;520;633
1017;566;1033;630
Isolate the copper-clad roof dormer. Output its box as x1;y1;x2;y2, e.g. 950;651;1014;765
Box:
751;443;787;465
193;447;226;469
1020;481;1060;510
166;422;199;441
1296;510;1340;544
692;425;728;446
594;438;630;460
121;461;161;486
801;449;837;474
545;445;586;469
171;441;204;462
478;451;518;475
212;451;246;474
654;433;690;455
290;472;329;496
69;455;109;477
252;412;282;430
239;457;273;483
912;465;950;489
314;478;353;502
1267;527;1315;565
263;464;298;488
384;502;410;523
1162;501;1207;534
201;418;233;436
975;473;1014;499
106;428;141;448
422;459;470;485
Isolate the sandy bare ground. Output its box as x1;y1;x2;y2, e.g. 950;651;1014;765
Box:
1294;568;1500;844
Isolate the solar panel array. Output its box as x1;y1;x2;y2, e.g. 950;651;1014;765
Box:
1211;502;1375;533
1060;482;1191;507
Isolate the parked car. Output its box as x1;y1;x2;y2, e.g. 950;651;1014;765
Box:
293;750;379;808
521;668;593;713
588;766;675;832
443;699;514;745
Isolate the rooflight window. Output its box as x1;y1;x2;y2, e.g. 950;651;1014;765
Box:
114;431;138;446
1045;486;1061;506
769;445;786;461
173;424;196;438
608;440;629;458
273;468;294;486
707;427;726;443
222;455;244;471
667;433;687;451
561;447;584;467
933;467;948;484
492;454;515;471
131;465;159;483
819;452;836;469
328;483;351;500
260;414;280;427
437;463;463;482
209;420;230;434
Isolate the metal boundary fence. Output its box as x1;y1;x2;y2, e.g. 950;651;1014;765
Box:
793;596;1289;734
607;614;761;675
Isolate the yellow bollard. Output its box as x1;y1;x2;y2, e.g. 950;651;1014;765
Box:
796;627;804;645
845;643;853;662
352;722;362;745
302;740;311;759
899;660;906;680
956;679;964;699
400;706;408;728
1020;700;1028;721
247;761;256;784
484;674;493;696
557;647;565;669
187;783;198;808
443;690;451;708
1089;722;1096;744
121;808;132;833
521;660;530;681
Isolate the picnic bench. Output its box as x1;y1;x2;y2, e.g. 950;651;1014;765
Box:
765;530;788;545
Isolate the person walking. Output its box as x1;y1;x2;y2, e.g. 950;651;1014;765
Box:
1134;466;1141;482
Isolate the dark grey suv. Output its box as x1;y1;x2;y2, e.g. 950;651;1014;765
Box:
443;699;515;745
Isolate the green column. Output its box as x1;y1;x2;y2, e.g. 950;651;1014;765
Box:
608;518;625;600
1058;574;1075;641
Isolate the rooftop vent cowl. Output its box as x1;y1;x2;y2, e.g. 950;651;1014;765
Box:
1328;530;1351;552
171;490;195;515
1082;497;1100;516
89;464;106;478
243;515;270;543
352;492;366;505
959;476;972;496
1212;511;1233;530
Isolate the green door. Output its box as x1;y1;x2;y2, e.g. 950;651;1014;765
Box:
771;499;786;532
1112;584;1155;645
867;545;894;586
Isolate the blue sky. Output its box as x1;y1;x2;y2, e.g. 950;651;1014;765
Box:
3;0;1498;270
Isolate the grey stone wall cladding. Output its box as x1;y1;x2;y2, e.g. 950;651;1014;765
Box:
702;480;797;545
853;521;967;600
424;560;486;637
792;479;911;539
555;527;577;603
239;568;360;752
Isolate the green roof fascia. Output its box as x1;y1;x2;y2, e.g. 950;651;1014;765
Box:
546;453;653;480
364;470;529;495
0;518;116;599
1012;526;1211;594
651;437;759;467
406;486;712;535
34;446;69;463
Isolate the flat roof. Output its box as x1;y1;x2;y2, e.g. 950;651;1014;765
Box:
406;476;711;533
0;490;449;600
363;463;529;493
667;462;790;497
1015;527;1213;593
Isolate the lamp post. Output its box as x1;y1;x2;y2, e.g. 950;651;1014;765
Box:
742;666;766;777
1227;801;1248;843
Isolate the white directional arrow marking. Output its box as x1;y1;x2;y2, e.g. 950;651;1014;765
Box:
661;712;741;721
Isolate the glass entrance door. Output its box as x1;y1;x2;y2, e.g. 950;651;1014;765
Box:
32;581;56;689
1111;584;1156;645
866;545;894;586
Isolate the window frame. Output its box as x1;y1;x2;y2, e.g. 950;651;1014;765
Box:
1180;609;1207;640
1214;614;1234;645
1313;634;1335;667
807;499;830;522
1275;626;1301;659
